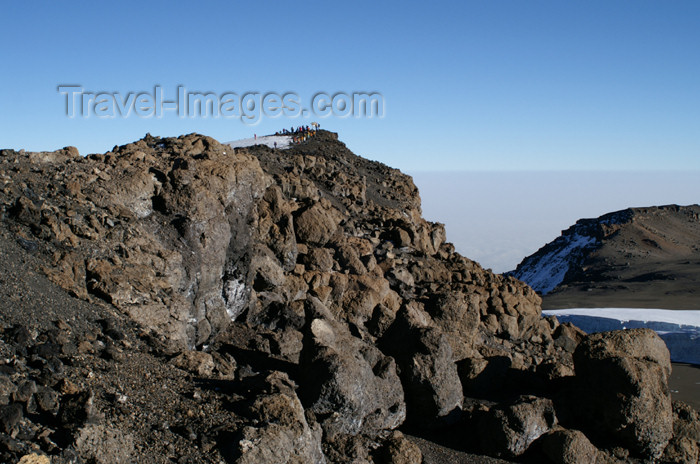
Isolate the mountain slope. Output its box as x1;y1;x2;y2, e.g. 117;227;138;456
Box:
508;205;700;309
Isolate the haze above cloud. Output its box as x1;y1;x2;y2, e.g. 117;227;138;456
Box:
413;171;700;273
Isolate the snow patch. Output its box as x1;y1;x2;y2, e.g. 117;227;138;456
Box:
223;279;248;320
512;233;596;294
226;135;292;150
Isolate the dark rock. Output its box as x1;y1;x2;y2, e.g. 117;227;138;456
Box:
222;371;325;464
12;380;37;403
375;430;423;464
58;391;99;428
539;428;599;464
35;387;60;415
0;403;23;433
553;323;585;353
0;376;17;405
381;304;463;426
478;396;557;458
458;356;511;400
16;237;38;252
98;319;125;341
32;342;60;359
572;328;673;458
101;342;125;362
9;326;33;356
300;318;405;439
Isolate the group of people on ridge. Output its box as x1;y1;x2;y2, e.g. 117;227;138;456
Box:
275;122;320;145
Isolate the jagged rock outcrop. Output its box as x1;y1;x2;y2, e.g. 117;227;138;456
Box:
4;134;270;352
0;132;697;463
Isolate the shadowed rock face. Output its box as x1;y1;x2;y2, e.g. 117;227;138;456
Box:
572;328;673;459
478;396;557;458
0;132;696;463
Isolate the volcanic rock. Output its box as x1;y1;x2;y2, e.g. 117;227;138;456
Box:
539;428;599;464
299;318;406;439
572;328;673;458
477;396;557;458
0;131;696;463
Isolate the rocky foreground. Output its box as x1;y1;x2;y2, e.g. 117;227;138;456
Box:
0;131;697;463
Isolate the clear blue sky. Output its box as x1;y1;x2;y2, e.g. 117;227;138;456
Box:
1;1;699;171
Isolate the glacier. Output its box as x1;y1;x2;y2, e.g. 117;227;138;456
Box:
543;308;700;365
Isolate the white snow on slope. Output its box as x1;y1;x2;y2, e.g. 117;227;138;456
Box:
543;308;700;365
226;135;292;150
513;233;595;294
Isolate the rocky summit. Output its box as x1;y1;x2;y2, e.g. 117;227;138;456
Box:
0;131;697;463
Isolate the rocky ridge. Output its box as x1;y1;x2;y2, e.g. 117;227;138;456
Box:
0;131;697;463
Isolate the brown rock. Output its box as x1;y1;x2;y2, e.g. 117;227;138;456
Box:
573;329;673;458
224;371;325;464
425;291;480;360
478;396;557;458
377;431;423;464
74;424;134;464
540;429;599;464
17;454;51;464
294;200;342;246
300;318;406;439
170;351;215;377
662;401;700;464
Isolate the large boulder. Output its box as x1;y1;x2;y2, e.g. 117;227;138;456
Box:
572;328;673;458
299;318;406;440
424;291;480;360
380;304;463;426
293;199;342;246
10;134;270;352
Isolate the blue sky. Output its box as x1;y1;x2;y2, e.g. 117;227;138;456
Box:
2;1;699;171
